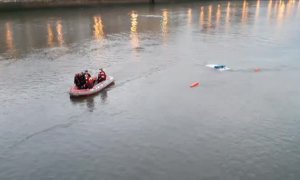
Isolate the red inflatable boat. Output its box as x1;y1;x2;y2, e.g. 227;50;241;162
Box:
69;76;114;97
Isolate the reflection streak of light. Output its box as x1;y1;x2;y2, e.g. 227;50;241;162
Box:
56;20;64;46
225;2;231;32
256;0;260;19
226;2;231;22
200;6;204;26
5;22;14;51
277;0;286;24
162;9;169;34
274;0;279;16
93;16;104;40
208;5;212;26
285;0;292;17
216;4;221;25
47;23;54;47
187;8;192;26
268;0;273;19
242;0;248;23
130;11;139;49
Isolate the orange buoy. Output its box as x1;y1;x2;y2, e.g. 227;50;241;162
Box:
254;68;261;72
190;82;200;88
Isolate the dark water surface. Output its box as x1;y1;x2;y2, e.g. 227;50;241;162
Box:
1;1;300;179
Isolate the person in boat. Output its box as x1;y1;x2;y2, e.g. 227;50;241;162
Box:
86;78;95;89
97;68;107;83
84;70;91;80
74;73;81;88
74;72;86;89
84;70;96;89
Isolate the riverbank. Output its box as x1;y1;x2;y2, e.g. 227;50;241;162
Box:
0;0;186;10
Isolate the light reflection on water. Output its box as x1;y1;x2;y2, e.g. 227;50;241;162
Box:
277;1;286;27
5;22;14;51
93;16;105;41
130;11;140;53
268;0;273;19
274;0;279;16
0;0;299;57
56;20;64;47
47;23;54;47
161;9;169;43
216;4;221;26
199;6;204;26
208;5;212;27
255;0;260;19
187;8;192;26
225;2;231;32
241;0;248;24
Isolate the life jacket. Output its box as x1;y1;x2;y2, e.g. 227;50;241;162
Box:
86;77;95;89
85;72;91;80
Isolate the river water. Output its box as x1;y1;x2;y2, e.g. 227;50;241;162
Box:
1;1;300;179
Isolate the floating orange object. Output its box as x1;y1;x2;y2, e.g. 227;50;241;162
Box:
190;82;200;88
254;68;261;72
